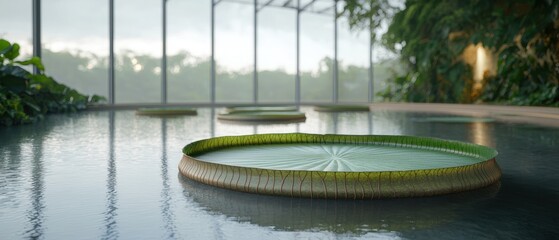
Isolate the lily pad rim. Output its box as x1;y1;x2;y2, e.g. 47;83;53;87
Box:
183;133;498;173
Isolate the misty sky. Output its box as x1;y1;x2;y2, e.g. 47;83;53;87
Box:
1;0;395;73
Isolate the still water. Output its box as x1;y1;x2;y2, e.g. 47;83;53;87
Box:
1;107;558;239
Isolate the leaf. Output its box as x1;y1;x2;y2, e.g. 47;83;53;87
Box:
15;57;45;72
180;133;500;199
0;64;31;79
0;75;28;93
0;39;11;55
3;43;20;61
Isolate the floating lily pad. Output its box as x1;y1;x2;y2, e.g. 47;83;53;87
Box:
179;133;501;199
413;116;495;123
217;111;306;122
225;106;298;113
136;107;197;116
313;105;370;112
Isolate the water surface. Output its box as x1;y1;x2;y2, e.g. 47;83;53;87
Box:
1;107;558;239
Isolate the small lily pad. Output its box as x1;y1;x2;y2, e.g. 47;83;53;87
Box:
225;106;298;113
313;105;370;112
217;111;306;122
136;107;197;116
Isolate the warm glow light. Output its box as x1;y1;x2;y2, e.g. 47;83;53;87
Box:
475;45;487;81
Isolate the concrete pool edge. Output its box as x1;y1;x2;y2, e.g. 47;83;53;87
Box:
370;103;559;127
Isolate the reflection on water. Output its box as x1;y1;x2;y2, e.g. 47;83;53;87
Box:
469;121;495;147
25;137;45;238
179;175;500;234
368;112;373;134
103;112;118;240
160;119;177;239
210;108;215;138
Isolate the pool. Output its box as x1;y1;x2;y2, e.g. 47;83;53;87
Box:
1;107;558;239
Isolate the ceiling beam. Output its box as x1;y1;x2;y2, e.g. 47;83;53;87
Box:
257;0;276;12
316;4;334;14
299;0;318;12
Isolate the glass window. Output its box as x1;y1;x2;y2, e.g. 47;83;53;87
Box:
215;2;252;103
42;0;108;99
338;17;369;103
0;1;33;65
258;7;296;103
167;0;211;103
114;0;161;103
300;12;333;103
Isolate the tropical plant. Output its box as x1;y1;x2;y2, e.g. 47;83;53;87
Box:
0;39;103;126
342;0;559;106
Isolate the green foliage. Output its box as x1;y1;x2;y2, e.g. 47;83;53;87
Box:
0;39;104;126
343;0;559;106
482;44;559;106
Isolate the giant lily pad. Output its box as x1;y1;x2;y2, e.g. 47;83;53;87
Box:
179;133;501;199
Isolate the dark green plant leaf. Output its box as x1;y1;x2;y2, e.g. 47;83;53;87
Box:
0;75;28;93
0;39;11;56
3;43;20;61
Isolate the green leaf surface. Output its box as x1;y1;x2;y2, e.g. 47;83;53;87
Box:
0;39;11;56
3;43;20;61
0;75;28;93
195;143;484;172
15;57;45;71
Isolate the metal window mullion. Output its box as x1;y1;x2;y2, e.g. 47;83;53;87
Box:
368;18;374;103
109;0;115;104
253;0;258;103
333;0;338;103
295;0;300;105
211;0;216;104
162;0;167;104
32;0;41;75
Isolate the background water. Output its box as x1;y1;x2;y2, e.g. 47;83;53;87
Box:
0;107;557;239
